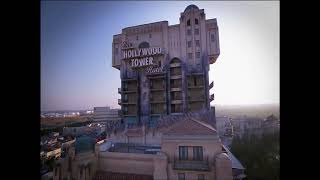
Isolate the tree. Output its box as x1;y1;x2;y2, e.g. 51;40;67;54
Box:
230;132;279;180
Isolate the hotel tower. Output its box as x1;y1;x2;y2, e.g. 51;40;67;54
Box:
112;5;220;127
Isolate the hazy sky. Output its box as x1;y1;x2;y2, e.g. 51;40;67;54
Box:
41;1;279;111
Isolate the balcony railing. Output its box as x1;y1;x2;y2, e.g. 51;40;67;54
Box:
122;87;137;93
210;94;214;102
173;156;209;171
209;81;214;89
188;95;205;102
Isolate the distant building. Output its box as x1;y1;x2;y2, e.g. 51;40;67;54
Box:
216;116;233;137
231;115;279;138
63;112;80;117
216;116;233;147
261;114;280;134
231;117;263;138
93;107;121;122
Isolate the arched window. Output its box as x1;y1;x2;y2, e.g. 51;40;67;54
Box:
187;19;191;26
138;41;150;48
195;18;199;25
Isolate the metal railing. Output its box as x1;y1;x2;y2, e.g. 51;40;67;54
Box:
173;155;210;171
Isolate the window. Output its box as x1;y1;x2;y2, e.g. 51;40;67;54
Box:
211;34;215;41
198;174;205;180
149;34;152;38
187;19;191;26
193;146;203;161
123;82;128;90
196;52;201;58
136;36;139;40
139;41;150;48
195;29;199;35
187;41;192;47
178;173;185;180
187;29;192;36
188;53;193;59
195;18;199;25
196;40;200;47
179;146;188;160
115;48;119;55
197;63;201;70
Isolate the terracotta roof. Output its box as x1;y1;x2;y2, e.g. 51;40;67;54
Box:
163;118;217;135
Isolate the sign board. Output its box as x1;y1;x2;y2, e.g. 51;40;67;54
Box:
122;47;163;68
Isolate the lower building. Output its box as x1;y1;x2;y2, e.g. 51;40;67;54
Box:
93;107;121;123
53;112;244;180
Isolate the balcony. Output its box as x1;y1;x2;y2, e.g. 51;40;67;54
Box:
170;62;181;68
118;99;121;105
170;87;182;91
118;88;121;94
150;87;165;92
150;100;166;104
210;94;214;102
171;100;182;104
188;85;204;89
173;157;209;171
122;87;137;93
209;81;214;89
188;95;205;102
170;75;182;79
148;75;165;79
209;55;219;64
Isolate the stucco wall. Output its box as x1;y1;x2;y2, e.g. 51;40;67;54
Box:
98;151;167;177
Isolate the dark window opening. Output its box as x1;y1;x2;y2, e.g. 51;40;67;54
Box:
139;41;150;48
196;40;200;47
198;174;205;180
187;19;191;26
187;29;192;35
179;173;185;180
195;28;199;35
195;18;199;25
196;52;201;58
211;34;215;41
179;146;188;160
193;146;203;161
194;77;197;86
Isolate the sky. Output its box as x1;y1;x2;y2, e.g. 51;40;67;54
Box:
41;1;279;111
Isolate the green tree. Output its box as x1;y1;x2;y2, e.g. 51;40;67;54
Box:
231;132;279;180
